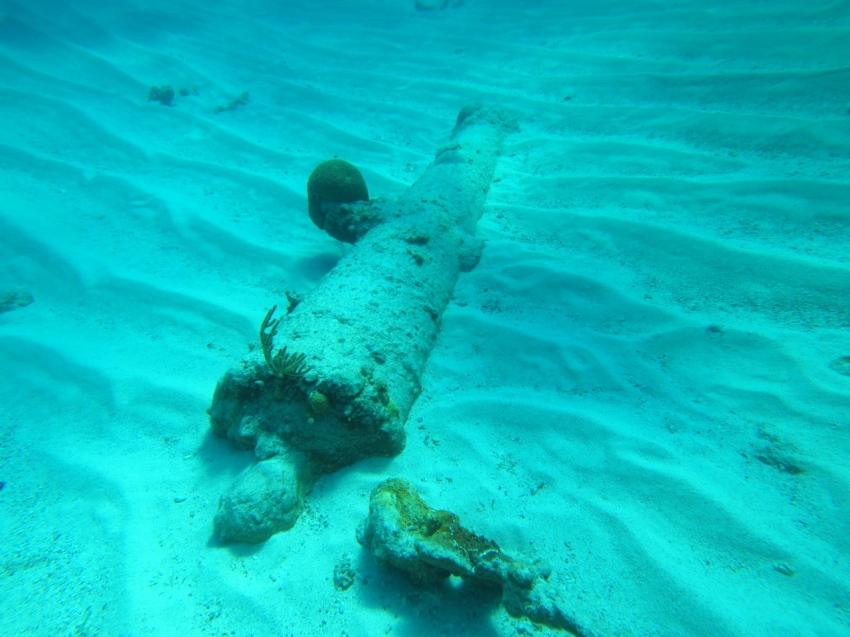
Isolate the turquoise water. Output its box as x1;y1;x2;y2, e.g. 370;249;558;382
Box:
1;1;849;635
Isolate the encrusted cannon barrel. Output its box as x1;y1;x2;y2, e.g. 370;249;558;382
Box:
209;105;515;543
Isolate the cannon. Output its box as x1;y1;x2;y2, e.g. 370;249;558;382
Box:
209;105;515;543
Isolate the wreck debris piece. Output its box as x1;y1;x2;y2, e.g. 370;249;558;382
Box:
213;91;250;114
0;289;34;313
147;84;198;106
209;105;515;542
828;355;850;377
415;0;465;10
357;479;595;635
148;85;175;106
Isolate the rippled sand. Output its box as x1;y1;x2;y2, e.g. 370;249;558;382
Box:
1;1;849;635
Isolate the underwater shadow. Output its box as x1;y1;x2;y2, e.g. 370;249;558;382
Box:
195;429;253;479
353;548;503;637
205;533;265;557
296;250;341;281
195;432;269;554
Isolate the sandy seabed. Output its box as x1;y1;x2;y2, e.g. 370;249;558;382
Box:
1;1;849;636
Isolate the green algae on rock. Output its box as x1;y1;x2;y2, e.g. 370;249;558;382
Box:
357;479;598;636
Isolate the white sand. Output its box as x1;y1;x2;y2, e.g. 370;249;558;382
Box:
1;1;849;635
